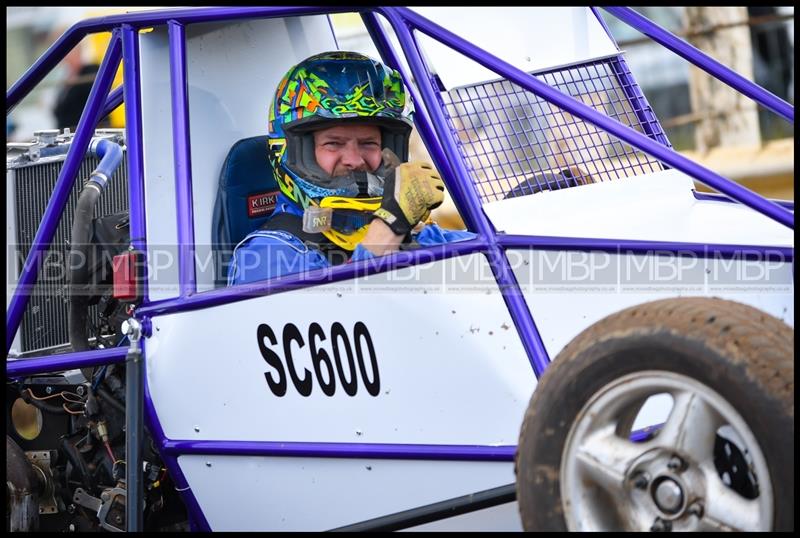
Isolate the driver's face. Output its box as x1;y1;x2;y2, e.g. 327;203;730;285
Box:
313;124;382;177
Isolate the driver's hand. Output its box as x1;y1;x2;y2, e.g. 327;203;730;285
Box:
373;161;445;236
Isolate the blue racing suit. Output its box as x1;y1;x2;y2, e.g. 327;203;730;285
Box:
227;193;476;285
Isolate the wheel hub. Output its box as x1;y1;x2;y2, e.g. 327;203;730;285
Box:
558;371;775;531
628;452;693;519
653;476;684;514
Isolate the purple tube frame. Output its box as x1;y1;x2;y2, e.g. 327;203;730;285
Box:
141;338;211;531
168;21;198;297
611;55;673;148
102;86;124;123
7;6;794;361
7;347;127;378
163;440;516;461
136;238;491;317
590;6;618;47
6;31;123;354
591;7;671;147
5;6;795;531
121;25;150;303
602;6;794;123
360;12;472;231
496;235;794;261
391;7;793;230
6;7;360;113
367;8;553;378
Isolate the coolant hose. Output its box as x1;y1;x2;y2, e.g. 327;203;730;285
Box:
87;138;124;187
68;139;124;366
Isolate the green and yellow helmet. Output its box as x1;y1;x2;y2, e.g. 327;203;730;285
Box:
267;51;412;212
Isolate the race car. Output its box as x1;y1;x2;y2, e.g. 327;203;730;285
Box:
6;6;793;532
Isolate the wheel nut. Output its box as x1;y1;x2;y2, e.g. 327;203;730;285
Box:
688;501;704;518
650;517;672;532
667;455;685;472
631;472;649;490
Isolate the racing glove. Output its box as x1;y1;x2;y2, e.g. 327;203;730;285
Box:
373;161;445;236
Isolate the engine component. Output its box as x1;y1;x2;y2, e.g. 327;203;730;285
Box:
7;436;41;532
25;451;59;515
73;484;127;532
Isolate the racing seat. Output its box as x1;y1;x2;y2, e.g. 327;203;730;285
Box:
212;136;281;287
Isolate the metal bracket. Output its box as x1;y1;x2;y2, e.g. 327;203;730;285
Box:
25;451;58;515
121;318;143;350
73;486;127;532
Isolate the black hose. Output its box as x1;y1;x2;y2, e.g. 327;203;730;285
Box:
67;139;124;381
98;385;155;449
59;437;95;492
69;182;101;352
104;367;126;404
69;182;102;382
97;387;125;414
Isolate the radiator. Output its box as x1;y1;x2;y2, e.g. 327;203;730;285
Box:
7;130;129;355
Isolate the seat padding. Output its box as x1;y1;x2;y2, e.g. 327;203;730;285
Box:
212;136;280;286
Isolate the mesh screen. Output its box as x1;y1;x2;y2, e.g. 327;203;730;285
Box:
438;56;669;203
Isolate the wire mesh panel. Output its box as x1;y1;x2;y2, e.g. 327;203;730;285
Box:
439;55;670;203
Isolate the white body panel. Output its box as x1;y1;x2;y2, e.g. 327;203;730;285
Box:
139;17;338;300
403;501;522;532
182;456;517;531
411;7;619;89
147;254;533;529
484;169;794;247
147;254;535;444
146;254;536;530
510;250;794;362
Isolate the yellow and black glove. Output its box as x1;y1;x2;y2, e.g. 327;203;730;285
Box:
373;161;445;236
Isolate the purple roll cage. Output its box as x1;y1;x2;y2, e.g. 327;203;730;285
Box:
5;6;794;531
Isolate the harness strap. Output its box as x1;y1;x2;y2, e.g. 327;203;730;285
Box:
261;212;352;266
